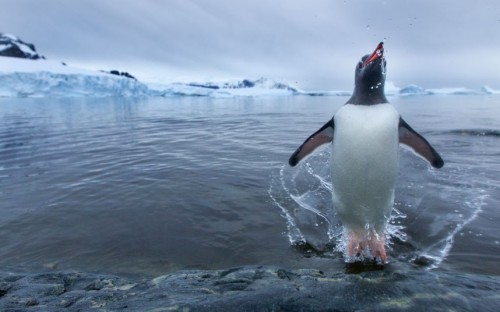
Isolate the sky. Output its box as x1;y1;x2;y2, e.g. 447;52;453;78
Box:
1;0;499;90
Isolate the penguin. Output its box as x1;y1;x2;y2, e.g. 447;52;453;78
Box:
288;42;444;264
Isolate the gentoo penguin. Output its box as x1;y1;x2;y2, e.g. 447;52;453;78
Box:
288;42;443;264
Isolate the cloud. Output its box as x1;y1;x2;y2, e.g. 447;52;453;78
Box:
2;0;499;89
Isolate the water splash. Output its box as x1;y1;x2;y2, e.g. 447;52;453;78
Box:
269;148;341;250
269;148;489;269
268;166;306;244
417;181;488;269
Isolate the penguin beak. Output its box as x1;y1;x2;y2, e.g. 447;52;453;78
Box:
363;42;384;66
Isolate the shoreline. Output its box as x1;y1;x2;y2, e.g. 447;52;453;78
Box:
1;265;499;311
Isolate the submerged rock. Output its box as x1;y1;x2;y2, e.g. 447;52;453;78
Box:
0;266;498;311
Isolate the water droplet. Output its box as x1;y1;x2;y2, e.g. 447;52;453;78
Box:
366;25;371;30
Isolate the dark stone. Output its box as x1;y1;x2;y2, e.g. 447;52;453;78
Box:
0;285;9;298
106;70;137;80
413;255;433;266
240;79;255;88
0;266;499;311
24;298;38;307
277;269;299;280
188;82;220;89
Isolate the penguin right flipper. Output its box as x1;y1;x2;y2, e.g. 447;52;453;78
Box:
398;117;444;168
289;119;334;167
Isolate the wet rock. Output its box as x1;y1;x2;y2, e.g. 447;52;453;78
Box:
413;255;433;266
0;266;499;311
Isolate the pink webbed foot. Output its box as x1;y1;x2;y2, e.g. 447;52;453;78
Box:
368;235;387;264
346;231;366;258
346;230;387;264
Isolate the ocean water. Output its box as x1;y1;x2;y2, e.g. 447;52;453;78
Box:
0;95;499;278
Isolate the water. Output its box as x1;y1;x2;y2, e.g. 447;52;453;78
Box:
0;95;499;278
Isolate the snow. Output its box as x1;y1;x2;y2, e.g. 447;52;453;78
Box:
390;82;499;97
383;81;401;96
0;56;499;98
398;84;429;96
427;87;479;95
147;77;304;98
0;72;150;98
0;33;40;59
2;34;18;41
0;57;107;76
480;85;500;95
0;57;149;97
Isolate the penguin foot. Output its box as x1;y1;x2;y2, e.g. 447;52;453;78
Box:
346;230;387;264
368;237;387;263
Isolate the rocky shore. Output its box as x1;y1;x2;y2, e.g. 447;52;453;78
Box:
1;266;499;311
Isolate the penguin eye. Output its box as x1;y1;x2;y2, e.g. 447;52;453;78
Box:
358;62;363;69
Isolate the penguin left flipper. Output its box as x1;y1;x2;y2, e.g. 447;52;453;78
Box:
289;119;334;167
398;117;444;168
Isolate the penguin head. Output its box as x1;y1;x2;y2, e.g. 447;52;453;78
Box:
348;42;388;105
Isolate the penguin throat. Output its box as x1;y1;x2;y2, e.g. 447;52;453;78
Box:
346;85;388;105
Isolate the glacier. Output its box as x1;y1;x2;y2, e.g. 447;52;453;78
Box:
1;56;499;98
0;57;149;97
0;72;150;98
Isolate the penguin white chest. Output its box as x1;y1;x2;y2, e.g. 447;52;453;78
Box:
331;104;400;231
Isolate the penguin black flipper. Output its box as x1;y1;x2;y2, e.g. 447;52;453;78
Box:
289;119;334;167
398;117;444;168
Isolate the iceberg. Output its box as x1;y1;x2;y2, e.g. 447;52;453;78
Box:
399;84;430;96
0;71;150;98
147;77;304;98
426;87;480;96
0;57;304;98
394;83;495;96
300;90;351;96
480;85;500;95
383;81;400;96
0;57;149;97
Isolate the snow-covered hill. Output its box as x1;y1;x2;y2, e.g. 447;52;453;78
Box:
0;33;44;60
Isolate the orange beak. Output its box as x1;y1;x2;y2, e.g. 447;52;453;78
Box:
363;42;384;66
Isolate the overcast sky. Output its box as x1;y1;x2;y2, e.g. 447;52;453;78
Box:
2;0;499;90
